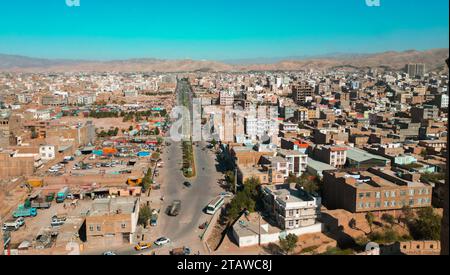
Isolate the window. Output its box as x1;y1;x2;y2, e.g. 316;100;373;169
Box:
375;201;381;208
418;189;423;195
289;221;294;227
121;223;126;229
358;202;364;209
289;210;294;217
391;191;396;198
409;189;415;196
385;192;390;198
97;225;101;231
358;193;364;199
384;201;389;207
376;192;381;199
365;202;371;208
424;189;429;195
89;225;94;231
418;198;423;205
409;199;414;206
366;192;371;198
400;190;407;196
391;201;396;207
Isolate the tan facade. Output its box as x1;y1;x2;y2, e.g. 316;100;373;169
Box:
323;168;433;213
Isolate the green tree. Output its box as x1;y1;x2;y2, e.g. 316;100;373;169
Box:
381;213;396;227
138;205;151;228
365;212;375;233
225;170;236;193
296;174;319;194
279;234;298;255
409;207;441;240
210;138;217;148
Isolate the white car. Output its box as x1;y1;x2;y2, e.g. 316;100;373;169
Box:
154;237;170;246
219;192;233;198
48;168;59;173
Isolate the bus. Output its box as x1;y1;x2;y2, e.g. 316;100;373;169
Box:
205;196;224;215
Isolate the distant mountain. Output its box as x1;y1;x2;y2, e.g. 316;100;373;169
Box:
0;48;448;72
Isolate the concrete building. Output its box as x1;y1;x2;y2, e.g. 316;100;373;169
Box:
292;83;314;104
323;167;433;213
411;105;440;123
313;145;348;168
261;183;321;230
405;63;426;78
85;197;140;246
39;145;56;161
219;90;234;106
277;149;308;177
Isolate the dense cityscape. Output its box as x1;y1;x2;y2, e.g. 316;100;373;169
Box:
0;1;448;266
0;58;448;255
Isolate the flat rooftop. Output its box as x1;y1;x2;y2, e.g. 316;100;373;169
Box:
89;197;138;216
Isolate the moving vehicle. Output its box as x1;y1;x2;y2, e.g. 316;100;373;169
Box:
103;251;117;255
56;187;70;203
154;237;170;246
170;247;191;255
183;181;192;188
13;204;37;218
134;242;152;251
168;200;181;216
205;196;225;215
3;217;25;231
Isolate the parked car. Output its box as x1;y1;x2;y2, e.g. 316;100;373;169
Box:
154;237;170;246
102;251;116;255
183;181;192;188
219;192;233;198
170;246;191;255
134;242;152;251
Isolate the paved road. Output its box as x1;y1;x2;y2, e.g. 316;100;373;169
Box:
83;79;225;255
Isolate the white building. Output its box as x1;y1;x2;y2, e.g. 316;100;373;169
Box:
277;149;308;177
39;145;56;161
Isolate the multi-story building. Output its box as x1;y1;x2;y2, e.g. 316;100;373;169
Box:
405;63;426;78
277;149;308;177
323;167;433;213
85;197;140;246
313;145;348;168
261;183;321;230
39;145;56;161
292;83;314;104
411;105;440;123
219;90;234;106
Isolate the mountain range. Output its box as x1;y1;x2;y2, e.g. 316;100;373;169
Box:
0;48;448;73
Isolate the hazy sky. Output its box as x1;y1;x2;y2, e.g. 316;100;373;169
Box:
0;0;448;60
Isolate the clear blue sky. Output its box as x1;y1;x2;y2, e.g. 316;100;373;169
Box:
0;0;448;60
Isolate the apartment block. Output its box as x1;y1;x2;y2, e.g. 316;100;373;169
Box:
322;167;433;213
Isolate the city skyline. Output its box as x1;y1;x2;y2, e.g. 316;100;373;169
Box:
0;0;448;60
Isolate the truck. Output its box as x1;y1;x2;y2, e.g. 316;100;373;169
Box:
56;187;70;203
31;199;51;209
12;204;37;218
2;217;25;231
